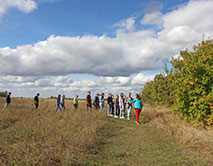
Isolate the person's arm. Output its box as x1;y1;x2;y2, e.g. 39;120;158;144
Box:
127;99;136;103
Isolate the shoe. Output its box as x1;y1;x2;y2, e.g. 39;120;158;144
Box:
110;114;113;117
120;117;124;119
114;116;118;118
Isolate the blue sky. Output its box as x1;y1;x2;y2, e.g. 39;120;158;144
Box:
0;0;187;48
0;0;212;98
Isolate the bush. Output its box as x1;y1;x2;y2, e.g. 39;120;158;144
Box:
142;40;213;126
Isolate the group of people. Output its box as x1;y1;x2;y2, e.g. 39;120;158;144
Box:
85;91;143;124
2;91;143;124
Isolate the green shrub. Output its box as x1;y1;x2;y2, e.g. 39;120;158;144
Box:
142;40;213;126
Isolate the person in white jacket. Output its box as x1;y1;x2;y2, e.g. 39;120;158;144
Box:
119;93;125;119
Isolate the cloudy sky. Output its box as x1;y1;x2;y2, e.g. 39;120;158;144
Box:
0;0;212;98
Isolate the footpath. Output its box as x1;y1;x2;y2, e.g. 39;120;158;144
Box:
87;111;209;166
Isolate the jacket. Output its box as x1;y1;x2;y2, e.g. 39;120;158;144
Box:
128;98;143;109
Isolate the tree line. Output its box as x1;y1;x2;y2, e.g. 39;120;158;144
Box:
142;40;213;127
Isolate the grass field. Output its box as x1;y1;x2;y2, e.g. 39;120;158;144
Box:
0;97;212;166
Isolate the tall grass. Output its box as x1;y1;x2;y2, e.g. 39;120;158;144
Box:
142;104;213;164
0;97;106;165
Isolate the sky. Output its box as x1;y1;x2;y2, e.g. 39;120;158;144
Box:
0;0;213;98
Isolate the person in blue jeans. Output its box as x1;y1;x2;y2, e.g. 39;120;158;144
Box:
99;93;105;111
56;95;62;111
61;95;65;111
119;93;125;119
126;92;133;120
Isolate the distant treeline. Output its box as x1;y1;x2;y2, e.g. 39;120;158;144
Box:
142;40;213;127
0;91;7;97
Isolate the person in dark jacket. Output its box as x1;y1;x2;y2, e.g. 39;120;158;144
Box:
34;93;40;110
56;95;62;111
86;91;92;110
3;92;11;110
93;93;100;110
107;93;113;116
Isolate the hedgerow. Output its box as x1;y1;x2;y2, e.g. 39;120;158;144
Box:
142;40;213;126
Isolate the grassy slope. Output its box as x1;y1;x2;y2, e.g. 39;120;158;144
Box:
0;97;212;166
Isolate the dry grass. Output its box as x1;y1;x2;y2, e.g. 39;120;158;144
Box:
0;97;106;166
142;104;213;164
1;97;212;165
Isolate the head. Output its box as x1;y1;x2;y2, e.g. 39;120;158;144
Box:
120;93;123;98
37;93;40;96
58;94;61;98
108;93;111;97
128;92;131;97
135;94;141;100
88;91;91;95
96;93;99;96
76;95;78;98
112;95;114;98
8;92;11;96
102;93;104;96
116;95;119;99
63;95;65;98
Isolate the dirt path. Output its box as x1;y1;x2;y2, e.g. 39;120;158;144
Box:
87;113;206;166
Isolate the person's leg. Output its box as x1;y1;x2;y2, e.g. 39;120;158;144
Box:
122;109;125;118
127;106;131;120
110;103;113;115
114;106;117;117
120;109;124;118
108;104;110;115
135;109;141;124
3;103;8;110
35;103;38;110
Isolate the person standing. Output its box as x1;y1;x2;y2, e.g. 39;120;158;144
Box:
119;93;125;119
34;93;40;110
86;91;92;110
73;95;79;109
61;95;66;111
107;93;113;116
93;93;100;110
56;95;61;112
99;93;105;111
3;92;12;110
113;95;119;118
128;94;143;124
112;95;114;116
126;93;133;120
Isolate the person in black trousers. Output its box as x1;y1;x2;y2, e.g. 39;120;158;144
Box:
3;92;12;110
34;93;40;110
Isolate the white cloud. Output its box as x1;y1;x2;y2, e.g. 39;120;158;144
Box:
131;73;155;85
0;0;213;98
114;17;136;33
162;0;213;33
0;0;37;18
141;1;163;26
54;75;73;87
1;1;212;78
141;11;163;26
